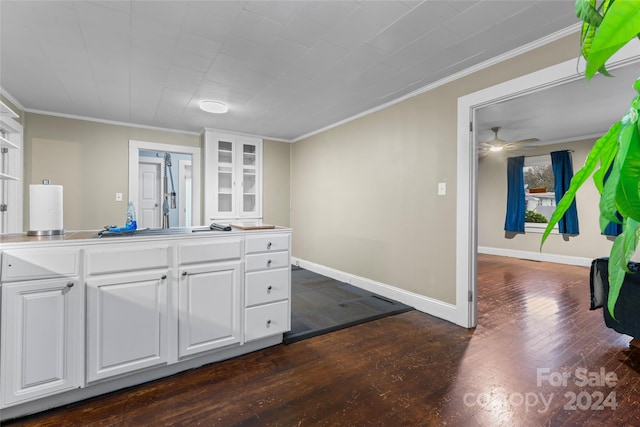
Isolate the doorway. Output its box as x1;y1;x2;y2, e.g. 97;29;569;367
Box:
128;140;202;228
456;41;640;329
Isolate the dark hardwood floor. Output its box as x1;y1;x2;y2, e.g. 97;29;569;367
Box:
4;254;640;426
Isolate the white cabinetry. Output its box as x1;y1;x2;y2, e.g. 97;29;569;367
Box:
85;244;170;382
0;100;23;234
244;234;291;342
0;248;81;407
177;238;243;358
203;130;262;221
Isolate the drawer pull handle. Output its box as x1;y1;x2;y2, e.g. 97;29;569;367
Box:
267;259;272;267
182;271;188;277
66;281;74;288
266;319;272;327
267;242;272;249
267;285;273;292
161;275;167;280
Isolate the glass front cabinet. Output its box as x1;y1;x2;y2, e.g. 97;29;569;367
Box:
203;130;262;222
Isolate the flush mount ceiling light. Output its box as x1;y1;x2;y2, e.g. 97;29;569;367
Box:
199;100;228;114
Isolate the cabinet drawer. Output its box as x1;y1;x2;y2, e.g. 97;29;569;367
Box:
1;248;79;281
178;238;242;265
245;301;289;342
245;234;289;254
246;268;290;307
85;245;169;275
245;251;289;272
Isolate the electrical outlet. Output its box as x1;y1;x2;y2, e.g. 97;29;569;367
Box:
115;193;123;201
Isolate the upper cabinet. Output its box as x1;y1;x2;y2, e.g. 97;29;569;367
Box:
203;130;262;221
0;100;23;234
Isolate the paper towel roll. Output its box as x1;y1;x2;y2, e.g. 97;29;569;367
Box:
28;184;64;235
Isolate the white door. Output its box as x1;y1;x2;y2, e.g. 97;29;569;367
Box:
138;159;162;229
86;271;168;382
178;261;241;358
1;278;80;407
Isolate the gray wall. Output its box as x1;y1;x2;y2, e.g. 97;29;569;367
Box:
291;33;580;305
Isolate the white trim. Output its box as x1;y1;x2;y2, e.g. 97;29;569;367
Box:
128;140;201;227
0;88;25;112
478;246;592;267
292;24;581;143
457;38;640;328
291;257;459;326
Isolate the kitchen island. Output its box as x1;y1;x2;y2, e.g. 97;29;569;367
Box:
0;227;292;421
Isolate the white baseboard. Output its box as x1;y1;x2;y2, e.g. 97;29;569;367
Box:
290;257;459;325
478;246;593;267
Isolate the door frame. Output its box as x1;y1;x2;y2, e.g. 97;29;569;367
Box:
178;159;192;227
456;41;640;328
128;140;201;227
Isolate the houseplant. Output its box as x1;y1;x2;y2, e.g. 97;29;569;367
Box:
542;0;640;317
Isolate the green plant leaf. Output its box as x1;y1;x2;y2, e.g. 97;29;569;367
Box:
576;0;603;27
599;163;621;231
615;119;640;222
593;124;620;193
586;1;640;78
607;218;640;317
607;233;626;318
541;121;621;247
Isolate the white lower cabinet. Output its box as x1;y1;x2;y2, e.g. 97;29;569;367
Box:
178;261;242;358
1;277;81;407
0;229;291;419
86;270;169;382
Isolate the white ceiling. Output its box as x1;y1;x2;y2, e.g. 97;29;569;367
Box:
0;1;580;141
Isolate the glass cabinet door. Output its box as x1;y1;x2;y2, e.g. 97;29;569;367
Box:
217;140;234;214
241;143;257;216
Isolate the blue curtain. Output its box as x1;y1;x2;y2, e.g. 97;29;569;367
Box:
504;156;525;232
550;150;579;234
603;164;622;236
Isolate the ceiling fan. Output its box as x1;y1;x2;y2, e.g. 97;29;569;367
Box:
478;127;540;155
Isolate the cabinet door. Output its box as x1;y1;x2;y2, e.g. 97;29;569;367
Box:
86;270;168;382
1;278;80;407
204;131;262;221
178;261;242;358
237;137;262;218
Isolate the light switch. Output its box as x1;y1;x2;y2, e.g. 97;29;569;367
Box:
115;192;123;201
438;182;446;196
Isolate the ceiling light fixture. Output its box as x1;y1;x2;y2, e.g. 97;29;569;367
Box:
199;100;228;114
489;145;503;152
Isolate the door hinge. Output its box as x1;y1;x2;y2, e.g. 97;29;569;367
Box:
469;122;473;132
0;204;7;212
468;290;473;302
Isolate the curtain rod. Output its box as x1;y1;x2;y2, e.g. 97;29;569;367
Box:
507;149;574;159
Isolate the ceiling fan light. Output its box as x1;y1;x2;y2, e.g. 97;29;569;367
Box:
199;100;228;114
490;145;503;152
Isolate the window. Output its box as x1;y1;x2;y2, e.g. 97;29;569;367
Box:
523;155;558;233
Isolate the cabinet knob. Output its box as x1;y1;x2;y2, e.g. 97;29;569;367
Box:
267;242;272;250
267;285;273;292
182;271;188;277
267;259;272;267
66;281;74;288
161;275;167;280
266;319;272;327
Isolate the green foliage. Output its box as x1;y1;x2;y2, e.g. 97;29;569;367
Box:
526;210;549;223
541;0;640;318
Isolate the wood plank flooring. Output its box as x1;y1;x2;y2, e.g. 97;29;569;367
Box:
4;254;640;426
